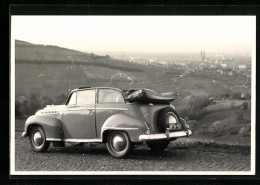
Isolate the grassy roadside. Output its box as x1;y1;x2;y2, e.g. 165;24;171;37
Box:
15;116;27;132
171;138;250;155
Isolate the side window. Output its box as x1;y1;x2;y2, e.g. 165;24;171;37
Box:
77;90;95;106
67;92;76;105
98;89;124;103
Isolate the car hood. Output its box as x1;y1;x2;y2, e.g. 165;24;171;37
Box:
35;105;66;115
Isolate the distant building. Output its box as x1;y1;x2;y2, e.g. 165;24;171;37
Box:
217;69;224;74
158;61;167;65
228;71;234;76
220;64;227;68
149;59;156;65
200;50;206;61
179;63;186;66
238;64;247;70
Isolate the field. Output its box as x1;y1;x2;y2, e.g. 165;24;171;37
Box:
14;40;252;146
15;62;250;98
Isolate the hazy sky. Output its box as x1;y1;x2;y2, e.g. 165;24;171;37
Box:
11;16;255;54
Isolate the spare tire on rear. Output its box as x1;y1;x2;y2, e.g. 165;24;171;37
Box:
157;108;180;133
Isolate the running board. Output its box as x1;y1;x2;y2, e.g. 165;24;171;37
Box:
46;138;102;143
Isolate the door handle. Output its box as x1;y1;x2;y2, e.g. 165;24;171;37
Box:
89;109;95;115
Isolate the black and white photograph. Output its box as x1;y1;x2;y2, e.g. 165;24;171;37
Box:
10;15;255;175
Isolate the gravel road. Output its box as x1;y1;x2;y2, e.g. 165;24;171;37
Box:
15;132;250;171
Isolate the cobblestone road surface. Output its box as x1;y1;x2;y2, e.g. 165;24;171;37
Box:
15;133;250;171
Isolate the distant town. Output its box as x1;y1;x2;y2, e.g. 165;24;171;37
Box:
108;50;251;78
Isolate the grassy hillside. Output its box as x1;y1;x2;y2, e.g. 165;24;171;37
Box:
15;40;251;102
14;40;252;145
16;40;93;61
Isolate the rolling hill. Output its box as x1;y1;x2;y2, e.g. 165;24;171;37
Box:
14;40;252;144
15;40;250;105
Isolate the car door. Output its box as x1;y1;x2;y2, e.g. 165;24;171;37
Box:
95;88;129;138
61;89;97;139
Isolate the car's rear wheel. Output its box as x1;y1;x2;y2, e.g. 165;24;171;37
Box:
106;131;132;158
146;140;170;151
29;126;50;152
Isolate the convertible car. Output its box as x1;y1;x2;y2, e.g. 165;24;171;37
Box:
22;87;192;158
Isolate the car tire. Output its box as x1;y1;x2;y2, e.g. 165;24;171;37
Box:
158;108;180;132
146;140;170;151
106;131;132;158
29;126;50;152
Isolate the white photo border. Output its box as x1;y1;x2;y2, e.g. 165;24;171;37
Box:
10;15;256;176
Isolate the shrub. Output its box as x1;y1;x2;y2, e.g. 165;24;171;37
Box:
216;93;230;101
42;96;54;106
228;128;239;135
186;120;197;129
237;112;246;123
197;128;208;135
208;121;226;136
231;92;242;100
55;93;67;104
15;100;22;116
29;94;41;114
19;99;31;115
244;93;251;100
15;93;67;116
239;126;251;137
241;102;248;110
179;95;211;120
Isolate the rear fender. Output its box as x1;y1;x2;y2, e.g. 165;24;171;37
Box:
101;113;147;142
23;115;63;139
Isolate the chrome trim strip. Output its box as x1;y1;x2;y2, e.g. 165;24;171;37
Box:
96;108;128;111
42;111;59;114
66;108;95;111
102;127;140;130
46;138;102;142
139;130;192;141
46;138;62;141
64;138;102;142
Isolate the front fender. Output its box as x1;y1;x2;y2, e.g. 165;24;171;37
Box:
101;113;147;142
23;115;63;139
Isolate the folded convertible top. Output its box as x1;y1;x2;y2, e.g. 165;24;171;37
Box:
124;89;176;104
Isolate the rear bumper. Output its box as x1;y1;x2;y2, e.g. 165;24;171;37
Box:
139;129;192;141
22;132;26;137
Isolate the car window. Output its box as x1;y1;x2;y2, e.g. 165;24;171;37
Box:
67;92;76;105
77;90;96;106
98;89;124;103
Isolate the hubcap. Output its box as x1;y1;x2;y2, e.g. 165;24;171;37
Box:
112;134;126;151
33;131;44;147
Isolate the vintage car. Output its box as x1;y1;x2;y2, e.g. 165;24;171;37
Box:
22;87;192;158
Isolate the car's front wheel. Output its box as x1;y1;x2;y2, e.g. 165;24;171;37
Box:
146;140;170;151
29;126;50;152
106;131;132;158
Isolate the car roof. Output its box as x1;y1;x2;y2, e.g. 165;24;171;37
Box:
71;87;122;93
